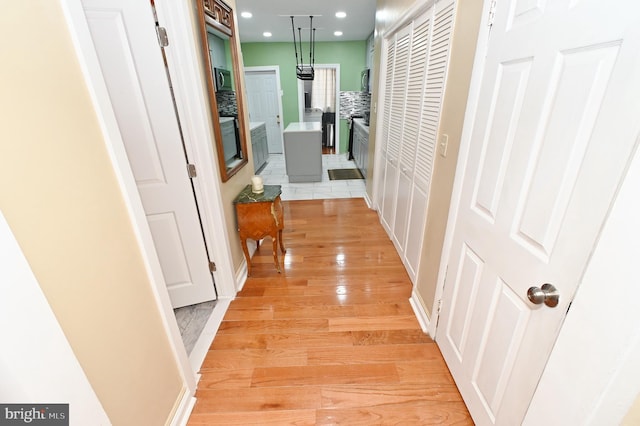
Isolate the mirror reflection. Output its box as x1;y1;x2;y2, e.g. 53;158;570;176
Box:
198;0;249;182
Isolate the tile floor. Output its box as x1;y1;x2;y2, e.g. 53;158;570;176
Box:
174;153;365;359
174;300;216;355
258;153;366;200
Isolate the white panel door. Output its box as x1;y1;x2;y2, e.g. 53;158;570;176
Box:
437;0;640;424
84;0;216;308
245;70;284;153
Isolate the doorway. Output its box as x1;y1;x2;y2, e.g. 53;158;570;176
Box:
297;64;341;154
245;67;285;154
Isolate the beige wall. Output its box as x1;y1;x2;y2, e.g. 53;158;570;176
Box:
623;393;640;425
370;0;484;316
0;2;183;424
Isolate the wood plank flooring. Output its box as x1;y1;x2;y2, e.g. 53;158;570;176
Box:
188;198;472;425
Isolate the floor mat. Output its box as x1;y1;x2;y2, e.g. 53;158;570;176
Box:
328;168;364;180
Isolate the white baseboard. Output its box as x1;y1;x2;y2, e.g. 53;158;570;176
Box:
364;191;373;209
235;261;248;292
170;387;197;426
409;290;431;336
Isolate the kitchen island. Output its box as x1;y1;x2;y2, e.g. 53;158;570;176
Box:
283;122;322;182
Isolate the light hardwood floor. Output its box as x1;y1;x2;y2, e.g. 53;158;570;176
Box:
188;198;472;425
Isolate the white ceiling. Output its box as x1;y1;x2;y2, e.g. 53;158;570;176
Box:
234;0;377;43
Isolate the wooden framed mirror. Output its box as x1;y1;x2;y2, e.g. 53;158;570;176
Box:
196;0;249;182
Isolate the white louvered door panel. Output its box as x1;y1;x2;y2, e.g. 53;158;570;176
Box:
381;27;411;234
393;14;431;255
380;40;395;157
414;1;455;192
405;0;456;280
378;37;396;232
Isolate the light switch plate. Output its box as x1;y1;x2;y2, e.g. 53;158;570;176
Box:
439;134;449;157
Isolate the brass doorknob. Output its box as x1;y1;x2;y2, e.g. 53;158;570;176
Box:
527;283;559;307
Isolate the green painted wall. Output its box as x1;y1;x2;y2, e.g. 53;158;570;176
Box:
241;41;366;153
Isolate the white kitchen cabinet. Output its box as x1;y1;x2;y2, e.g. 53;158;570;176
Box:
207;32;228;70
283;122;322;182
352;119;369;180
250;122;268;173
365;32;375;71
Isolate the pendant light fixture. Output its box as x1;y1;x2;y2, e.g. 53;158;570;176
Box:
290;15;316;80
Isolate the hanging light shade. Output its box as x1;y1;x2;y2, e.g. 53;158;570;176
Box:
290;16;316;80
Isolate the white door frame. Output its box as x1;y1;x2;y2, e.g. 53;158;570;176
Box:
245;66;285;154
62;0;237;420
429;0;640;421
297;64;341;152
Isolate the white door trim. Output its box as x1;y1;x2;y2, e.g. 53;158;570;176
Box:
245;66;286;154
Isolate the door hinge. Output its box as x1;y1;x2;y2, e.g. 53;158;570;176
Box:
209;261;217;272
187;164;197;178
435;299;443;330
156;26;169;47
487;0;498;28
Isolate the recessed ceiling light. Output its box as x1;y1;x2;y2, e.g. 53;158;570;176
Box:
241;11;252;18
263;32;272;37
334;31;343;36
336;11;347;18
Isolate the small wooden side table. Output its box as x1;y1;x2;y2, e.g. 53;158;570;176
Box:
233;185;286;276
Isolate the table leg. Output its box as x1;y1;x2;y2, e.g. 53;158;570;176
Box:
278;229;286;254
271;235;281;273
240;238;252;276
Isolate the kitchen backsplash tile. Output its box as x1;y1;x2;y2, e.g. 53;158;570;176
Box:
339;91;371;119
216;91;238;117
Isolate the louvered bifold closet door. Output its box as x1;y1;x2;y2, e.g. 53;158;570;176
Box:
378;36;396;232
381;26;412;234
392;12;432;256
404;0;456;280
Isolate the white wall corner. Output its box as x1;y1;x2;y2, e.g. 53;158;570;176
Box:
409;289;431;336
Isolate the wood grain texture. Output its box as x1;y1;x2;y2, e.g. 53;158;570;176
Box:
189;199;471;425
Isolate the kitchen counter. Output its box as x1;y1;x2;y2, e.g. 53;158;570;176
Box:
353;118;369;134
283;122;322;182
284;122;322;133
250;121;265;131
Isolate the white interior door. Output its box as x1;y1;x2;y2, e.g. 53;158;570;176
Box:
83;0;217;308
245;69;284;153
437;0;640;424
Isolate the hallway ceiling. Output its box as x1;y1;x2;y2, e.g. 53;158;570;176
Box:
234;0;377;42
